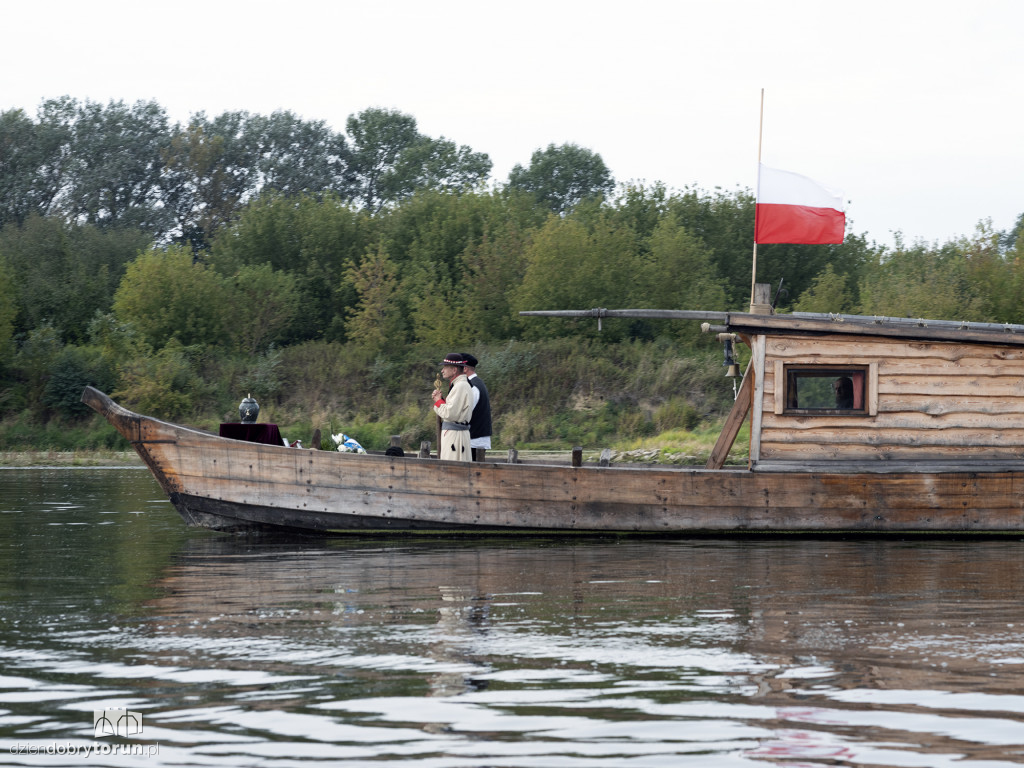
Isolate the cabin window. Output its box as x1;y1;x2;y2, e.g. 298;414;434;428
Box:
782;366;869;414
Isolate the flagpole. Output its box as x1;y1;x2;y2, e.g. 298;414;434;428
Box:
750;88;764;311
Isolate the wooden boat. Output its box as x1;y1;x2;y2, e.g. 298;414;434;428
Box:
82;302;1024;535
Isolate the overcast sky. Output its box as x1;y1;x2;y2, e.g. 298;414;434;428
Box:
3;0;1022;248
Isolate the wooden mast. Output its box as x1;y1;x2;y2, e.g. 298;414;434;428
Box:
750;88;765;312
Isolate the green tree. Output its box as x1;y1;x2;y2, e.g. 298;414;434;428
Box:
506;143;614;215
344;246;405;355
60;98;173;235
960;223;1024;324
459;224;531;341
376;189;511;313
0;108;58;229
87;311;149;375
377;189;545;344
0;215;151;342
13;323;62;417
0;256;16;365
42;345;116;419
113;337;208;420
404;263;466;347
793;263;854;314
858;238;987;320
665;186;755;308
113;245;233;348
402;137;492;197
209;192;373;343
513;212;638;341
346;108;491;211
635;213;728;318
162;113;259;252
0;100;77;230
227;263;300;355
251;110;352;197
999;211;1024;252
609;183;670;242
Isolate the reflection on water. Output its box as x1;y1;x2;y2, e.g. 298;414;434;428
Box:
1;469;1024;766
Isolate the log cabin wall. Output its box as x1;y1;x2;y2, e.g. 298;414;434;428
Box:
756;332;1024;462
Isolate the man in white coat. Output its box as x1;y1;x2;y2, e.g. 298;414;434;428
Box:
431;354;473;462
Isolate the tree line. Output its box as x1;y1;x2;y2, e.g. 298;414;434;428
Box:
1;97;1023;450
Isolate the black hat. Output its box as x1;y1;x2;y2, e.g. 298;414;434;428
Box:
441;354;466;366
461;353;478;367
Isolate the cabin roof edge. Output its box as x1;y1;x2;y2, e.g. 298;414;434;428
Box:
725;312;1024;345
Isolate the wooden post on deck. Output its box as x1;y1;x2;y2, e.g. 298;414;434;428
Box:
706;362;753;469
419;441;432;458
572;446;583;467
750;282;773;315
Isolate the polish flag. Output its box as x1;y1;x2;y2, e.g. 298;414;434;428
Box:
755;164;845;244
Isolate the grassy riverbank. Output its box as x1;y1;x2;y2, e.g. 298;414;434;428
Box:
0;450;141;467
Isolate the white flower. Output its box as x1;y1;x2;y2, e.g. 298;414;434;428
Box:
332;432;366;454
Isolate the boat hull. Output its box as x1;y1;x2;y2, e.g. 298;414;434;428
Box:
82;387;1024;535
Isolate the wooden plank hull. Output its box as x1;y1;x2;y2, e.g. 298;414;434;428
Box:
82;387;1024;535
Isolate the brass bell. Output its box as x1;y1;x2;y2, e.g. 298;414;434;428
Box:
721;336;740;378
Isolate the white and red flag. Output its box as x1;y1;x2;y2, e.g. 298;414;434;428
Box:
755;164;845;244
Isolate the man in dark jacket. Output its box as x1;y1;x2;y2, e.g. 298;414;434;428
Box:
462;353;492;462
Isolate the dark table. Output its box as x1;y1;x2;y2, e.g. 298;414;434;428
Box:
219;423;284;446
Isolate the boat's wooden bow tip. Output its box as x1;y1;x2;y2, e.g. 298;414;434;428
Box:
80;386;143;441
81;385;118;416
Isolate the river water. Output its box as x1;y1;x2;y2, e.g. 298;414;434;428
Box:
1;468;1024;766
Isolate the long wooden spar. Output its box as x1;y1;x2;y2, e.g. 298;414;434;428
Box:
519;308;730;324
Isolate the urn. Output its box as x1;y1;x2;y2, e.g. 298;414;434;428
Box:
239;394;259;424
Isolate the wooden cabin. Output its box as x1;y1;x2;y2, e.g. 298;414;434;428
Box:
724;312;1024;468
